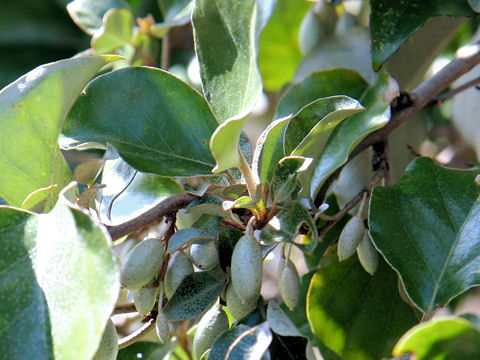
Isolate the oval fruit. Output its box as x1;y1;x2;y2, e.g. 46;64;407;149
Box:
337;216;365;261
226;283;257;319
133;285;158;316
92;319;118;360
357;232;379;275
164;251;194;299
279;260;300;310
230;234;263;302
193;306;229;359
190;241;219;271
120;238;164;289
156;310;170;344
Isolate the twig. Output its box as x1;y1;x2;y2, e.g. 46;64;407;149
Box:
113;302;137;315
118;317;156;349
315;41;480;206
426;75;480;107
107;193;198;240
161;32;170;70
318;168;387;237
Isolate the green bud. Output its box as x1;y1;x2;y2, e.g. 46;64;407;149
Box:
193;306;229;359
279;260;300;310
190;241;219;271
120;238;164;290
231;234;263;302
133;285;158;316
164;251;194;299
226;283;257;319
338;216;365;261
92;319;118;360
356;232;379;275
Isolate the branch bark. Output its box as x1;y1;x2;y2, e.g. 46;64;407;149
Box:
107;193;198;240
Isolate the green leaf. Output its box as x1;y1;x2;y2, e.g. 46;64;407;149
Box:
218;226;243;272
63;67;218;177
260;201;318;254
370;0;475;70
0;55;118;210
108;173;183;225
92;8;134;54
192;0;272;122
0;210;53;360
151;0;194;37
0;200;119;360
210;116;247;173
166;228;213;254
275;69;369;120
67;0;130;35
185;196;231;220
308;72;393;199
307;256;420;360
393;317;480;360
258;0;310;91
209;324;251;360
271;156;312;203
470;0;480;12
163;272;223;320
369;157;480;313
267;302;302;337
117;341;171;360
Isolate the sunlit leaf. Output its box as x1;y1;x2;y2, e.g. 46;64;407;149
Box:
92;8;134;54
210;116;247;173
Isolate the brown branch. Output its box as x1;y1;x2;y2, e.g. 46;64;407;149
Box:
426;75;480;107
318;168;387;238
315;41;480;205
113;302;137;315
118;317;156;349
107;193;198;240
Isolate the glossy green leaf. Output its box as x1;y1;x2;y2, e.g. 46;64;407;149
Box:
369;157;480;313
163;272;223;320
0;200;119;360
470;0;480;11
92;8;134;54
166;228;213;254
192;0;272;122
63;67;218;177
309;72;393;199
260;201;318;253
275;69;369;120
0;55;118;210
271;157;312;203
67;0;130;35
307;256;420;360
209;324;251;360
370;0;474;70
117;341;171;360
109;173;183;225
393;317;480;360
258;0;310;91
210;116;247;173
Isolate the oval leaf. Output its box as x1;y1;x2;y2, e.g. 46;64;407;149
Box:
63;67;218;177
369;157;480;313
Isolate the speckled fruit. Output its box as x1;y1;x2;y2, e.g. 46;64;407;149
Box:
193;306;229;359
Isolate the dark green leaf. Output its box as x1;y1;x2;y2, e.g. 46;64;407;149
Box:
370;0;475;69
269;333;308;360
117;341;171;360
67;0;130;35
393;317;480;360
218;226;243;272
63;67;218;177
92;8;134;54
166;228;213;254
307;256;420;360
267;302;302;337
260;201;317;253
308;72;393;199
0;55;118;210
0;200;119;360
369;157;480;312
163;272;222;320
0;210;53;360
209;324;252;360
258;0;310;91
275;69;369;120
192;0;272;122
271;157;312;203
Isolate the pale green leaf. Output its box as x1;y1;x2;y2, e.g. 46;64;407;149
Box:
210;116;247;173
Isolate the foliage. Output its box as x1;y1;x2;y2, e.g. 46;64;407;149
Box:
1;1;480;359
